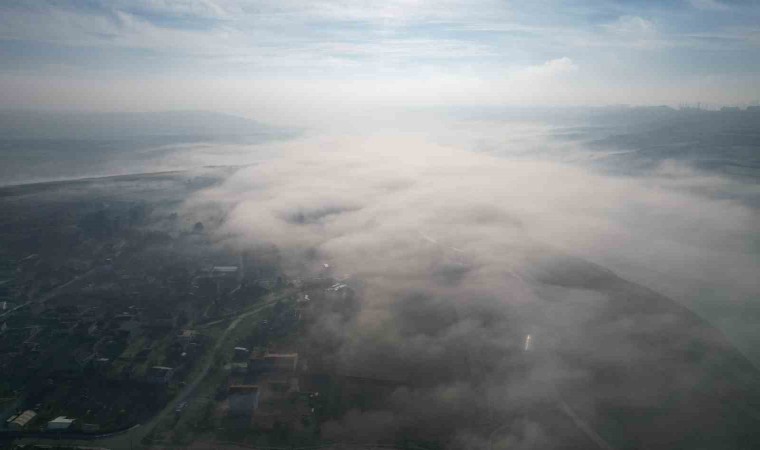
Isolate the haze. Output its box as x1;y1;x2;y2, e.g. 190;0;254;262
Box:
1;1;760;450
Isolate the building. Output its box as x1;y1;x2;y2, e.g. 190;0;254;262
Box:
196;266;242;297
228;385;260;416
179;329;197;341
212;266;242;286
47;416;75;430
146;366;174;384
212;266;240;276
325;282;350;301
233;346;249;362
326;282;347;293
249;352;298;374
178;329;198;349
7;410;36;430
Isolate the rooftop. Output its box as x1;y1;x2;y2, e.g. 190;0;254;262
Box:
49;416;75;424
229;384;260;394
8;410;36;428
254;353;299;373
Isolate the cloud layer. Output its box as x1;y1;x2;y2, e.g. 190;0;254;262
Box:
189;132;760;448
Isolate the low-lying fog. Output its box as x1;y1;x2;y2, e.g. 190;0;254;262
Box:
183;114;760;447
5;107;759;362
186;111;759;358
5;107;760;447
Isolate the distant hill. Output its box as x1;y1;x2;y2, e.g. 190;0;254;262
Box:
0;110;286;140
586;109;760;176
0;110;296;186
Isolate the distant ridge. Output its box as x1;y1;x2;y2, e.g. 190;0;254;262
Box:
0;110;283;140
0;110;296;186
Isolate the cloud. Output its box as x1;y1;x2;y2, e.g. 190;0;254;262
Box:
599;15;664;49
604;15;656;36
689;0;730;11
83;0;238;21
515;57;578;79
186;129;760;447
0;4;244;57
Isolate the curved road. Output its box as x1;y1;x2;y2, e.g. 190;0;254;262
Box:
15;292;286;450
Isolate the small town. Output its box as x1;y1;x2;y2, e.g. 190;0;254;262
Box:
0;174;383;449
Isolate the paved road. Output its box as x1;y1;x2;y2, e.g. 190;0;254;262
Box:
14;293;286;450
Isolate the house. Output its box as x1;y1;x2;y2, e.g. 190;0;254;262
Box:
177;330;201;352
146;366;174;384
214;265;243;291
212;266;239;277
233;346;249;362
249;353;298;374
7;410;36;430
228;385;260;416
47;416;75;430
178;329;197;345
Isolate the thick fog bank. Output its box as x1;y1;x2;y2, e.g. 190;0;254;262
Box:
188;133;760;448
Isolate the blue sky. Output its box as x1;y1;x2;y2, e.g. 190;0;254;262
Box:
1;0;759;117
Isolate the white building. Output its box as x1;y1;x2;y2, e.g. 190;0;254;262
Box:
146;366;174;384
47;416;75;430
7;410;36;430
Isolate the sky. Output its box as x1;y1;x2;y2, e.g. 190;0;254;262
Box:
1;0;760;120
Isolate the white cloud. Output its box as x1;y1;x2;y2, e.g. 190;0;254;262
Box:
603;15;656;37
598;15;666;49
120;0;236;19
516;57;578;78
689;0;730;11
0;6;242;56
183;131;760;412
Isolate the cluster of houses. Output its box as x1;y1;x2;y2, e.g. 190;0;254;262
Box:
5;411;81;433
225;349;309;430
217;278;355;432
